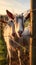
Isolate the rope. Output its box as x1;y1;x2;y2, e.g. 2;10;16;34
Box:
0;35;29;51
10;36;29;51
30;9;36;12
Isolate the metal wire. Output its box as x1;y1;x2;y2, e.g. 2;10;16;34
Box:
0;34;30;51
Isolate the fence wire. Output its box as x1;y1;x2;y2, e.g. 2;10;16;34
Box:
0;21;34;50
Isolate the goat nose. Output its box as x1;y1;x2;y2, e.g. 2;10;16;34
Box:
18;31;23;37
18;31;23;34
12;33;15;36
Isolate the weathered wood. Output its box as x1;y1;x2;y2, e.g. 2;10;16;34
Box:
31;0;36;65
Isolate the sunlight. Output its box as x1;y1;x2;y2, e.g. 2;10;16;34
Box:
0;0;30;15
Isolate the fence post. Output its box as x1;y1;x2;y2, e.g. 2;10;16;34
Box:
31;0;36;65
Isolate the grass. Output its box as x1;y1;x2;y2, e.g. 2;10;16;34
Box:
0;38;7;65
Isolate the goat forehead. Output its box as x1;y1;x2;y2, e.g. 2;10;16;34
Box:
15;15;23;23
15;16;24;29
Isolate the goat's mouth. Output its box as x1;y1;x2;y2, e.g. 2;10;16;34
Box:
17;33;22;38
18;31;23;37
12;32;23;38
12;33;16;37
19;34;22;37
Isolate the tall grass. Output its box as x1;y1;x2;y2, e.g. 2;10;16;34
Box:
0;34;7;65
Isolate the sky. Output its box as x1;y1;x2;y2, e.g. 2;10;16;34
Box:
0;0;30;15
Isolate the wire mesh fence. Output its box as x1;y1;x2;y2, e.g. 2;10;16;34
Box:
0;18;31;65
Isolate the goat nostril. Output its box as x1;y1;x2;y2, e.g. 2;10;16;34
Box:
12;33;15;36
18;31;23;37
20;31;23;34
18;31;23;34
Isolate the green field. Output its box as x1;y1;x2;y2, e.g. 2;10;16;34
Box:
0;37;7;65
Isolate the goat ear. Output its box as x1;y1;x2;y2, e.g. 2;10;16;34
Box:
24;13;30;23
25;13;30;20
6;10;15;19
